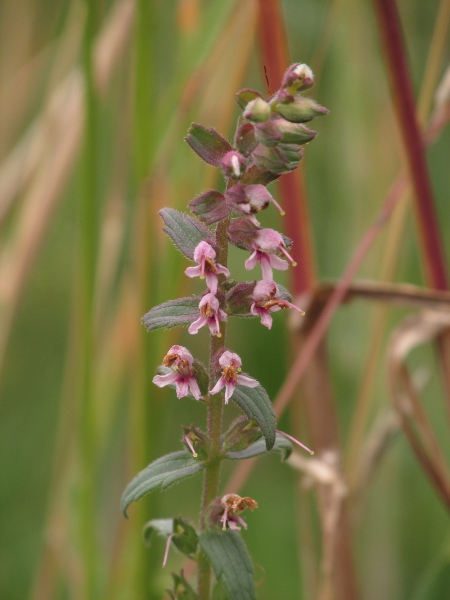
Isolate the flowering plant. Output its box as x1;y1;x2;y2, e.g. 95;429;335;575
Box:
121;63;327;599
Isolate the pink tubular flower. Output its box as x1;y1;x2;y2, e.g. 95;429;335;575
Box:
152;345;202;400
185;241;230;295
245;228;296;282
188;293;227;337
210;351;258;404
251;280;305;329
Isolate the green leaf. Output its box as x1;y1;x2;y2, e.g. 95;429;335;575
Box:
226;432;292;460
199;530;256;600
193;360;209;396
231;384;276;450
212;578;229;600
121;451;204;517
142;296;200;331
160;208;212;259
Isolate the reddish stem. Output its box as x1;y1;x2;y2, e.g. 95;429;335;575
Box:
372;0;448;290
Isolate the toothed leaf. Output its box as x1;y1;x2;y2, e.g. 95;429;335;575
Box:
121;452;204;517
160;208;212;259
231;384;276;450
142;297;200;331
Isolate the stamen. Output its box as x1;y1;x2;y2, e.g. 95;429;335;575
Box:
270;197;285;216
184;435;197;458
276;430;314;455
279;246;297;267
162;533;174;568
284;301;305;316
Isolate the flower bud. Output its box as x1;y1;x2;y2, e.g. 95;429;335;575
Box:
275;95;329;123
281;63;314;92
256;118;317;147
220;150;246;179
243;97;272;122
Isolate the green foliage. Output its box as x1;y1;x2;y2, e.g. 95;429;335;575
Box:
142;297;201;331
121;452;204;517
231;384;276;450
160;208;212;259
199;530;256;600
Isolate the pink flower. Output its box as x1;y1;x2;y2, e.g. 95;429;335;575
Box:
215;494;258;531
245;228;296;281
251;280;305;329
185;241;230;295
225;184;285;226
210;351;258;404
152;345;201;400
188;293;227;337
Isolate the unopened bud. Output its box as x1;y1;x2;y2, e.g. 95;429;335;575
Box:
281;63;314;92
276;95;329;123
220;150;246;179
244;97;271;122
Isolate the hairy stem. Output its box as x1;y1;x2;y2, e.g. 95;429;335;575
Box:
197;216;230;600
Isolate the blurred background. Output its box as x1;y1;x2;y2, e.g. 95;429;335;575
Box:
1;0;450;599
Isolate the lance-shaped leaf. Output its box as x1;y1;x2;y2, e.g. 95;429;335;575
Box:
199;530;256;600
231;384;276;450
189;190;230;225
142;297;200;332
226;432;292;460
185;123;232;166
160;208;212;259
143;517;199;557
121;451;204;517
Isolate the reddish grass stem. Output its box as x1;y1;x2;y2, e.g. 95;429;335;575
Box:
372;0;448;291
